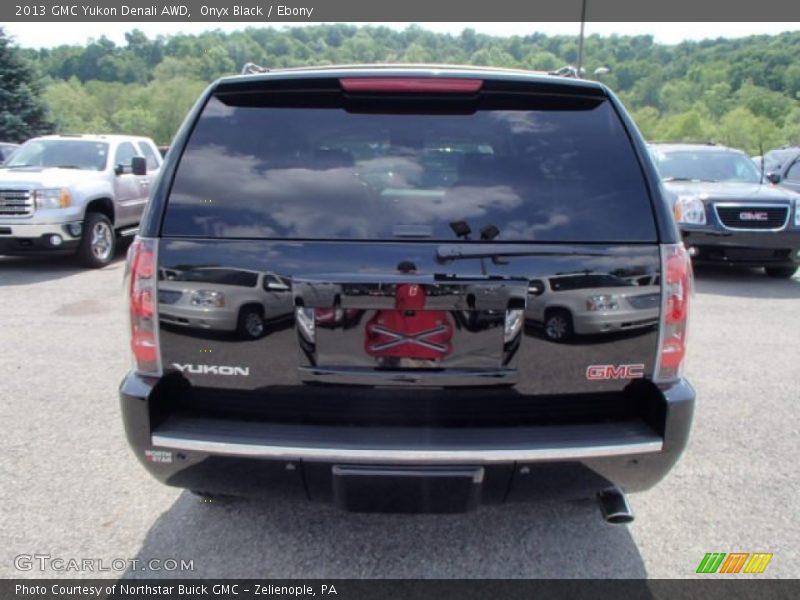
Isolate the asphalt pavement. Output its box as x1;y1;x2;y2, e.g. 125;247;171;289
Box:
0;251;798;578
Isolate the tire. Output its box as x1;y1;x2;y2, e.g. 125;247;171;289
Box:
764;266;797;279
77;212;116;268
544;309;573;342
237;305;266;340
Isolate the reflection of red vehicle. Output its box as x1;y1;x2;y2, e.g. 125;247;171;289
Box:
365;284;453;361
315;307;363;329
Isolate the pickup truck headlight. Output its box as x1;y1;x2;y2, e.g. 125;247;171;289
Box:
674;196;706;225
190;290;225;307
795;201;800;227
33;188;71;209
587;295;620;311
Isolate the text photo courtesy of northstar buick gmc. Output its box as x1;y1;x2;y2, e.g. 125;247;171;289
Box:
120;65;695;519
650;143;800;278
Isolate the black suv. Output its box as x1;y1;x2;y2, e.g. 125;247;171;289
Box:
651;143;800;278
762;145;800;196
120;65;695;519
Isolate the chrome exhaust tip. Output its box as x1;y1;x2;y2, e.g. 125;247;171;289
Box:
597;487;634;524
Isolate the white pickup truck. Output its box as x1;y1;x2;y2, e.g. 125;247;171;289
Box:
0;134;162;267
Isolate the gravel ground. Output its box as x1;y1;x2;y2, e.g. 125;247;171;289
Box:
0;252;797;579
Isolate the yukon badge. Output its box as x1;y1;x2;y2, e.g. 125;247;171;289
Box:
172;363;250;376
586;364;645;380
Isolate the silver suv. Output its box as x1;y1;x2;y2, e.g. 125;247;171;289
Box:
0;134;161;267
158;267;294;339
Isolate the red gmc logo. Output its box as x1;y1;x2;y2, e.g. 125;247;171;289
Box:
586;364;646;380
739;211;769;221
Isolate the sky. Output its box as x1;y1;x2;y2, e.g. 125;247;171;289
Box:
4;22;800;48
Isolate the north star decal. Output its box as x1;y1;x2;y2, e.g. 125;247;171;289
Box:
586;364;645;380
172;363;250;376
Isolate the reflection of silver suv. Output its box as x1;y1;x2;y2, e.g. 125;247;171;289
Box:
526;273;661;341
0;134;161;267
158;267;294;339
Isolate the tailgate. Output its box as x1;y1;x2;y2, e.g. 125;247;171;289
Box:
157;239;661;396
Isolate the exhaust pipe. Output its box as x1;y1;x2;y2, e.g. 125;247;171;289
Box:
597;487;634;524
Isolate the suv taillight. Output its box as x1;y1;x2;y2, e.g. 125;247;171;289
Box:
656;243;693;382
127;237;161;376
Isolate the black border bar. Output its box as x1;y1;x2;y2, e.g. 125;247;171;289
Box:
3;0;800;22
2;579;798;600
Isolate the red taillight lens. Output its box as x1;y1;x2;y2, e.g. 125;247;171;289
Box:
127;237;161;375
656;244;693;381
340;77;483;94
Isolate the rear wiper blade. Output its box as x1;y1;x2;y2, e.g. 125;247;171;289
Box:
56;165;82;169
662;177;718;183
437;244;607;260
2;164;35;169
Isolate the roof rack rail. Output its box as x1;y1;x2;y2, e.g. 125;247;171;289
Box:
649;140;719;146
241;62;269;75
548;65;582;78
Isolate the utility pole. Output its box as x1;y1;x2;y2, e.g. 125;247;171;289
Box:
576;0;587;77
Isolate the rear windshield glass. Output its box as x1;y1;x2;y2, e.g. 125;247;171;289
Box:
163;92;656;242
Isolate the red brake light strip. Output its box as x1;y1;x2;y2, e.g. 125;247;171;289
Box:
340;78;483;94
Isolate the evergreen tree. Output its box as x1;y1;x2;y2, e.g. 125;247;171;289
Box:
0;28;53;142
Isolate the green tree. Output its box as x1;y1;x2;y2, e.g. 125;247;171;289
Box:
148;76;206;144
17;24;800;154
0;28;53;141
630;107;661;140
44;78;110;132
113;106;157;138
717;107;782;154
737;81;796;127
657;110;715;143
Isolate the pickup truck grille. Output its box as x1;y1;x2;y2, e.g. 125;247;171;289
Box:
714;203;789;231
158;289;183;304
627;293;661;310
0;190;34;217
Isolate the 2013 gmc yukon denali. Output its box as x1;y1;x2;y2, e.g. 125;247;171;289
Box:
119;65;696;519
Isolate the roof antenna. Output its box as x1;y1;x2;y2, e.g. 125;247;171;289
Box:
759;140;765;184
576;0;587;77
241;63;268;75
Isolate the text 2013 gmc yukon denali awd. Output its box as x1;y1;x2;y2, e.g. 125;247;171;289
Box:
120;65;695;519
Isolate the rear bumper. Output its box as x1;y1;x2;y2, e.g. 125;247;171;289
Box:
681;227;800;266
119;373;695;512
572;309;659;335
159;306;238;331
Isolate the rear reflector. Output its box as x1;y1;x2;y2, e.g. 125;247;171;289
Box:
127;237;161;376
655;244;693;382
340;78;483;94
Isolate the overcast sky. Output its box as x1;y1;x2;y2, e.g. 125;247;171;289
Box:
5;22;800;48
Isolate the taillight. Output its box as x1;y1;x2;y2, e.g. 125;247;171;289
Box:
127;237;161;376
655;244;693;382
340;78;483;94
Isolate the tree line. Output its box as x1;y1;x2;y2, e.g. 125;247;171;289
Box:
2;24;800;153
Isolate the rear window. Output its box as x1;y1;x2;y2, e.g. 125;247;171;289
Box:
163;90;656;242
